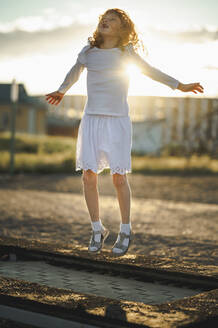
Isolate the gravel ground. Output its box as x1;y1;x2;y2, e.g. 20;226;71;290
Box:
0;173;217;270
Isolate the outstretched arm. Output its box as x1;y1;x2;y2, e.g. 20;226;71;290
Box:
127;46;204;94
45;58;85;106
57;58;85;94
134;55;180;90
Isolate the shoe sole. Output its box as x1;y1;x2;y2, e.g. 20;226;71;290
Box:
88;229;109;254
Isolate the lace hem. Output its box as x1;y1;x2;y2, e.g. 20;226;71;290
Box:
75;162;131;175
110;167;132;175
76;165;102;174
76;161;106;174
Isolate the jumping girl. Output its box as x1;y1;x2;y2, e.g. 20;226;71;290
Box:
45;8;204;257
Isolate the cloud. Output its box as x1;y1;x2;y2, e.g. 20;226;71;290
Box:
1;11;218;61
148;26;218;43
0;8;98;58
0;8;75;32
0;23;94;58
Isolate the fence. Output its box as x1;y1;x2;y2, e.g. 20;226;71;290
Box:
128;96;218;156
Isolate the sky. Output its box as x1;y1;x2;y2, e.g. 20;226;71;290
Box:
0;0;218;97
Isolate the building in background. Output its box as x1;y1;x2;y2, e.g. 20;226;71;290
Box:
0;83;47;135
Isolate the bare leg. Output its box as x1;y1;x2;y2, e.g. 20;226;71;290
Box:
82;169;99;222
112;173;131;223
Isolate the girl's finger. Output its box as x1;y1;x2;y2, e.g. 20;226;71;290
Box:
46;95;56;101
49;97;56;104
54;97;61;105
196;84;204;91
45;93;62;105
46;93;57;98
196;86;203;93
53;98;59;105
47;97;54;103
52;98;58;104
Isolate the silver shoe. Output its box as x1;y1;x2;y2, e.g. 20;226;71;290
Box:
88;228;109;253
111;231;132;257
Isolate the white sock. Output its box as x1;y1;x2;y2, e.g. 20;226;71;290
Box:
120;222;131;234
113;222;131;254
90;219;105;251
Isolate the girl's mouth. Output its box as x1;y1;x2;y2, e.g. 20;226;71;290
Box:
102;23;109;28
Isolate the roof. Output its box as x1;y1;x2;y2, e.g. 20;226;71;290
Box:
0;83;47;109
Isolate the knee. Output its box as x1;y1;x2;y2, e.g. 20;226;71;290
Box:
82;169;97;187
113;173;127;188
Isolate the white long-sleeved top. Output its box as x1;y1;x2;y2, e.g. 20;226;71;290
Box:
57;43;180;116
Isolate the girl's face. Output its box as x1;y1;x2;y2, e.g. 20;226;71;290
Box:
98;12;122;37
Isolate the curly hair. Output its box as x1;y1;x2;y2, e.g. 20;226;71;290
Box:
87;8;148;55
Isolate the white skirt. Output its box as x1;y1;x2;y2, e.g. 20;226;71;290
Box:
76;113;132;175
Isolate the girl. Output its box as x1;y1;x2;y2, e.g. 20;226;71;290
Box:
45;8;204;257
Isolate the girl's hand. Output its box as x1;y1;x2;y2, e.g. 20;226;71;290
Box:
45;91;64;106
177;82;204;94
